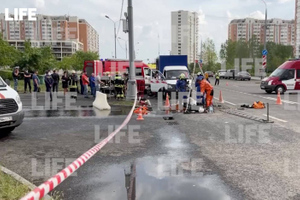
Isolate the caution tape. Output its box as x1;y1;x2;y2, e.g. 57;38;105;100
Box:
20;91;137;200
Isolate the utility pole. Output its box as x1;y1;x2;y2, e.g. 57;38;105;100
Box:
126;0;137;100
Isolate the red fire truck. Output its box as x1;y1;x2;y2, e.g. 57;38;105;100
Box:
83;59;168;97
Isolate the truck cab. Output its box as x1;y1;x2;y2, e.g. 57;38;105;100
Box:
163;66;191;92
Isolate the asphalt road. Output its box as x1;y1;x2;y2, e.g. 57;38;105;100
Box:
1;82;300;199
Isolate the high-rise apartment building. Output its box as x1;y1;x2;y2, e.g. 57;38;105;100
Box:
228;18;295;46
0;14;99;60
171;10;199;64
295;0;300;58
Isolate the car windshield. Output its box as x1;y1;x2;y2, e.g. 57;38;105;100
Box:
0;77;6;87
166;70;189;80
270;68;286;77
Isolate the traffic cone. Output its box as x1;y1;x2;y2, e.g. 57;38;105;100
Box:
136;107;144;121
165;93;171;114
276;91;282;105
226;82;229;86
219;91;224;103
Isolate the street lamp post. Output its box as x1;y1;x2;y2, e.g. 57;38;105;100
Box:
105;15;117;59
118;37;128;59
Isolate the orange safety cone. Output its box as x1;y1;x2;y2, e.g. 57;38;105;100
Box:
219;91;224;103
165;93;171;114
136;107;144;121
276;91;282;105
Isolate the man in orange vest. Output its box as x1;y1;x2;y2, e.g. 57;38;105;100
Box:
198;76;214;111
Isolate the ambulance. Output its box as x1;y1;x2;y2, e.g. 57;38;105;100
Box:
0;76;24;135
260;59;300;94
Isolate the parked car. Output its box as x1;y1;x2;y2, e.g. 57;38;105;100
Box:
205;71;214;77
218;70;227;79
224;69;237;79
0;76;24;135
235;71;251;81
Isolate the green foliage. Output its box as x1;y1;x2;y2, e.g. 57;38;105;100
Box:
220;37;294;73
0;34;20;67
0;36;99;73
202;38;218;72
0;70;13;80
58;51;99;71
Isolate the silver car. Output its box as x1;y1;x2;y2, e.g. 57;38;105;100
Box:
235;71;251;81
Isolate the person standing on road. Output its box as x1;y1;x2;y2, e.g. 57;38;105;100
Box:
96;72;103;93
32;71;40;99
44;70;54;101
89;73;96;98
12;66;19;92
80;72;84;95
176;73;188;109
195;72;205;105
61;71;69;96
215;71;220;86
82;71;90;98
114;72;125;99
51;70;60;93
204;72;210;83
24;70;32;93
198;76;214;112
70;70;79;93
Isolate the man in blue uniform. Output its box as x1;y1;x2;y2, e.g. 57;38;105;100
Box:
176;73;188;109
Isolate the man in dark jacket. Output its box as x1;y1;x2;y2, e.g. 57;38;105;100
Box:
45;70;54;101
51;70;59;93
24;70;32;93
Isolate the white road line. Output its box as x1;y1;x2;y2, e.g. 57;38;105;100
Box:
213;97;236;105
262;114;288;123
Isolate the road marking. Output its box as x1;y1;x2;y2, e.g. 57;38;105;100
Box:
213;97;236;105
262;114;287;123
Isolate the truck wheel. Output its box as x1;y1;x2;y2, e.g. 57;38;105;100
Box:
276;86;285;94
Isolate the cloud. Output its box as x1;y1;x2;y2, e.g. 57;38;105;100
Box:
34;0;45;8
277;0;293;4
248;10;265;19
198;9;207;25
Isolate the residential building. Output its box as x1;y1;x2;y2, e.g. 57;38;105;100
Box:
0;13;99;60
295;0;300;58
171;10;199;64
228;18;295;46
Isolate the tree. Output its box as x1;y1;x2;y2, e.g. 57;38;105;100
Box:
72;51;99;70
0;34;20;67
202;38;218;72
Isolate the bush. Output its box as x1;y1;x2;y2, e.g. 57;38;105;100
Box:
0;70;13;80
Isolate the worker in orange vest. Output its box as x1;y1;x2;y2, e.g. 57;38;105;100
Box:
198;76;214;111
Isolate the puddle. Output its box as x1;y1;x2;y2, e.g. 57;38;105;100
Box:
85;157;234;200
24;107;132;118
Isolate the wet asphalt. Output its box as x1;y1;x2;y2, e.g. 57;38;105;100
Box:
1;81;300;199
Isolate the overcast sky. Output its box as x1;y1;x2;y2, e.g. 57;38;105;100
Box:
0;0;295;62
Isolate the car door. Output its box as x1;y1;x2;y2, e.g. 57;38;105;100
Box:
281;69;296;90
295;69;300;90
150;70;167;92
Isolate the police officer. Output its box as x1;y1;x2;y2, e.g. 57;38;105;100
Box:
114;72;125;100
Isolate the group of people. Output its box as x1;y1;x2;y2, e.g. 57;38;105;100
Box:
175;72;214;112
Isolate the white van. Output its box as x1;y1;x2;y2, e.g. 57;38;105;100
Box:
0;76;24;134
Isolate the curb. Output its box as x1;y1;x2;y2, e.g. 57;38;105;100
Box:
0;165;52;200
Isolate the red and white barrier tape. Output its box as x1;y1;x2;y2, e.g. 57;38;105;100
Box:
21;92;137;200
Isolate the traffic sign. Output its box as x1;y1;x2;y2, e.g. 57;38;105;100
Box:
262;49;268;56
200;59;203;63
